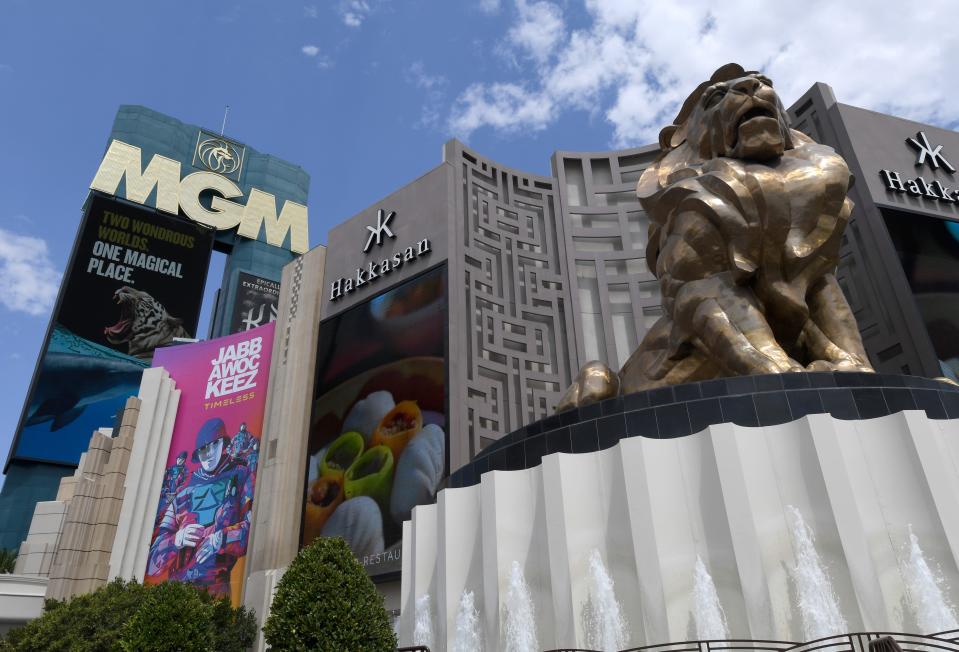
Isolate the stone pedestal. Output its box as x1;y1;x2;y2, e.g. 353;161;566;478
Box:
402;374;959;650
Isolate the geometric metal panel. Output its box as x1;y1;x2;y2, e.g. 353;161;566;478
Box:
447;142;577;459
552;146;662;371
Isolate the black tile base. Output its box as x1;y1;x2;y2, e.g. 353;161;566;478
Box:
448;373;959;489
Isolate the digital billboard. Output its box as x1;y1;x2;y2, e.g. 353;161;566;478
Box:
9;194;214;466
229;272;280;334
145;322;274;605
301;264;447;577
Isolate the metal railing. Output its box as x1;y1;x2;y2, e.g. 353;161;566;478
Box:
546;640;797;652
542;632;959;652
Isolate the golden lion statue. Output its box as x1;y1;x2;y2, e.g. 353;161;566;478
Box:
557;63;874;411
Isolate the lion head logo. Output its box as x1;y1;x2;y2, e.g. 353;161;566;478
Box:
197;136;242;176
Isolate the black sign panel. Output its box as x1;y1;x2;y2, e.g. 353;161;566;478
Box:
229;272;280;334
9;195;214;466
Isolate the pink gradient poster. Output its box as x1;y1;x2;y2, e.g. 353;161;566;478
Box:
145;321;274;605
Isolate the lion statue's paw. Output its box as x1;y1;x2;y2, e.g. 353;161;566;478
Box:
555;361;620;412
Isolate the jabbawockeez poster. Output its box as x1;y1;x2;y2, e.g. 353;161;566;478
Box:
145;322;274;605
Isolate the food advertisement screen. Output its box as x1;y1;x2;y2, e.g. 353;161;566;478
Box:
9;194;213;466
301;264;447;577
145;322;274;605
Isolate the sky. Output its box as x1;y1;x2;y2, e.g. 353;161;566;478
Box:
1;0;958;485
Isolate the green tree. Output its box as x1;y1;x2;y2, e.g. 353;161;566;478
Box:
264;536;397;652
119;580;215;651
1;578;256;652
0;549;16;574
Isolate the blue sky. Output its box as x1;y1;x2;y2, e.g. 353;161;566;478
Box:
1;0;958;485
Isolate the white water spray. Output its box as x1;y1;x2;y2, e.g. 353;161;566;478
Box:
692;555;730;639
786;505;847;639
583;549;628;651
413;594;434;649
453;589;483;652
903;525;958;633
504;560;538;652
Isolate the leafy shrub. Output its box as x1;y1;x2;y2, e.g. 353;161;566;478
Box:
0;549;16;574
1;578;256;652
264;536;396;651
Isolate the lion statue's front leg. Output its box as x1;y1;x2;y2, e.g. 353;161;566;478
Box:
799;273;872;373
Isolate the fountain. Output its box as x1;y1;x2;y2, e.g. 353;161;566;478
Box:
453;589;483;652
903;525;958;633
786;505;847;640
583;549;629;651
692;555;730;639
504;560;538;652
413;594;434;650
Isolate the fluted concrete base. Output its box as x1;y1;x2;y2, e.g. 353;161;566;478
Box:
399;410;959;650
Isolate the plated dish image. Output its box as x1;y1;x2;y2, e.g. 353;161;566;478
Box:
302;356;446;566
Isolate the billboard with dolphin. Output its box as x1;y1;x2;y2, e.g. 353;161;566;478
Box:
145;322;274;606
7;194;213;467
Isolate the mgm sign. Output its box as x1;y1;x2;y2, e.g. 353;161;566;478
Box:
91;140;309;253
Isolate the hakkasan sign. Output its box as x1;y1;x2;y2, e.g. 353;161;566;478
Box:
145;322;274;605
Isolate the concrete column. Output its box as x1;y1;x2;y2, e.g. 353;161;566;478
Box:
109;368;179;581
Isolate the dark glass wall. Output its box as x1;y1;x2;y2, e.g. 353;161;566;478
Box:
883;209;959;380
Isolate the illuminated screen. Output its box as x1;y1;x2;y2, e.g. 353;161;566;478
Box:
884;209;959;379
9;194;213;466
229;272;279;334
301;264;447;577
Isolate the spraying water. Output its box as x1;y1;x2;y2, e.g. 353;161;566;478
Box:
583;549;628;651
786;505;847;640
413;594;434;649
453;589;483;652
903;525;958;633
692;555;730;639
504;560;538;652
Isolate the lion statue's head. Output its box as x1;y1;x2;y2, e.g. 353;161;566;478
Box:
659;62;795;162
637;63;824;273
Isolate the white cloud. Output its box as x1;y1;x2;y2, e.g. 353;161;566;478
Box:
303;5;318;18
478;0;502;14
301;45;333;69
449;82;554;136
508;0;565;65
0;228;60;317
449;0;959;145
408;61;446;91
341;0;371;27
407;62;449;128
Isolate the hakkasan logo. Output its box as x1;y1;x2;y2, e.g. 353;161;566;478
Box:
879;131;959;206
194;133;245;180
329;209;431;301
